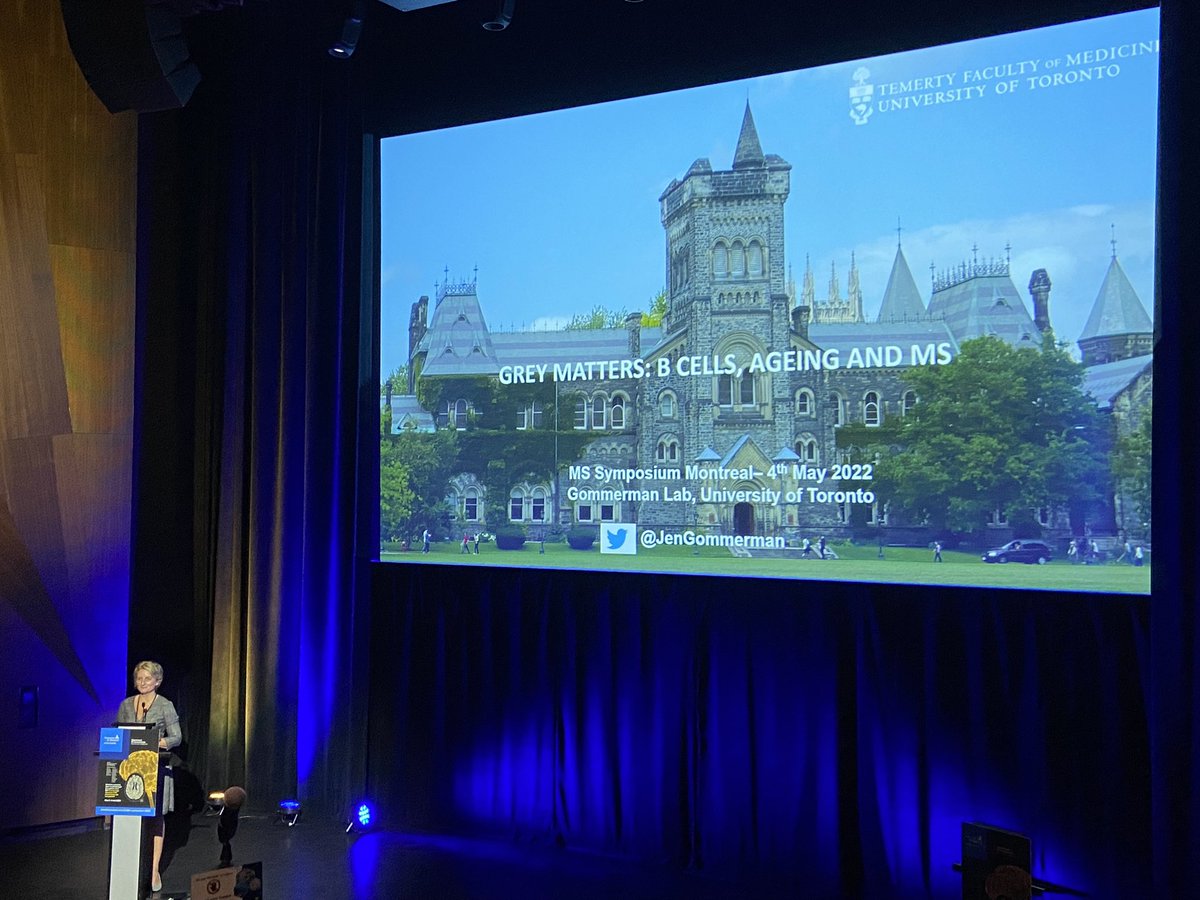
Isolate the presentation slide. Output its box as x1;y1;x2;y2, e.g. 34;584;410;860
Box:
379;8;1157;593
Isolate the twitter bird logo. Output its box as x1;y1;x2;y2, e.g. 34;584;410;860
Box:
600;523;637;555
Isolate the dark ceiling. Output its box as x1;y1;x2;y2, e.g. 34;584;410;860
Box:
350;0;1156;135
176;0;1157;136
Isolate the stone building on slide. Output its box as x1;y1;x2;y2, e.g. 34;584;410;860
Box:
394;105;1151;543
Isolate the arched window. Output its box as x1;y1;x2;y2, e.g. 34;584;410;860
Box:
730;241;745;277
829;394;844;427
591;394;607;430
864;391;880;427
902;390;917;416
658;391;678;419
739;374;755;406
436;400;450;429
452;399;469;428
713;243;728;277
795;437;818;463
463;488;480;522
656;436;680;464
795;389;814;417
574;398;587;429
747;241;763;277
530;487;548;523
717;374;733;406
509;488;525;522
610;395;626;430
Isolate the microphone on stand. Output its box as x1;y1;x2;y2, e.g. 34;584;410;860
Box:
218;786;246;866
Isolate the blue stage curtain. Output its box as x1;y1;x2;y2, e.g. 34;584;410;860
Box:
369;566;1150;897
131;1;371;816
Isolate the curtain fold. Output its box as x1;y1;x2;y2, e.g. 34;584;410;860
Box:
132;2;368;816
369;566;1150;897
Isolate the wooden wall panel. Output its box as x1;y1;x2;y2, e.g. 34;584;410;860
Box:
0;1;137;827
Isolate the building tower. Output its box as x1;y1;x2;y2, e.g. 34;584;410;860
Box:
1077;244;1153;367
655;103;793;460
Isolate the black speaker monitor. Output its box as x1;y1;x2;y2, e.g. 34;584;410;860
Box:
60;0;200;113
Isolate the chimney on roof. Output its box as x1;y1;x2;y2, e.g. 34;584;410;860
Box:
1028;269;1052;336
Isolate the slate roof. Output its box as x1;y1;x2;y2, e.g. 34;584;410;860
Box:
808;318;959;359
1081;354;1152;410
732;103;764;170
415;289;500;376
876;245;927;322
1078;256;1153;342
388;395;436;432
925;274;1041;347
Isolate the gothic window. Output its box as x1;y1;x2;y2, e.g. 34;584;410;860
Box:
902;390;917;416
610;395;626;430
658;390;678;419
730;241;745;277
795;389;814;417
591;394;607;430
864;391;881;427
464;488;480;522
713;243;728;277
453;399;469;429
747;241;764;277
574;398;587;430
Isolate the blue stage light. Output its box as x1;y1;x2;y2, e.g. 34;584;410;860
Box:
276;798;302;827
346;800;375;833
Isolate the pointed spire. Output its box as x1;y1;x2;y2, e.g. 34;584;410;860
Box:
1078;254;1152;342
732;102;765;170
1111;223;1118;260
848;251;864;322
801;254;815;308
877;244;927;322
828;260;841;304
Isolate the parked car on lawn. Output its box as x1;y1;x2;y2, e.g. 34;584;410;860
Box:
981;540;1053;565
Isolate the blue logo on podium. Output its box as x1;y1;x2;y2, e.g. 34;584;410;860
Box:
98;727;130;760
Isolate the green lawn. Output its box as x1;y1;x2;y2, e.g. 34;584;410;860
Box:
380;541;1150;594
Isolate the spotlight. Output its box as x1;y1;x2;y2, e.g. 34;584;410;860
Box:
345;800;375;833
205;789;226;815
482;0;515;31
276;798;302;827
329;0;367;57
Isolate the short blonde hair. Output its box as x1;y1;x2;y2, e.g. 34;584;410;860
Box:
132;660;164;685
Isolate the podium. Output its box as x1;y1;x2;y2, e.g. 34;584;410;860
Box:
96;725;163;899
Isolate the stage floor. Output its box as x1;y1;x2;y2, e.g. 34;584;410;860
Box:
4;815;805;898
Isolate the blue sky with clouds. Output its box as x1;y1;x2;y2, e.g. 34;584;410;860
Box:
380;8;1159;381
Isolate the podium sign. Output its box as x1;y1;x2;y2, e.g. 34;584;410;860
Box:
96;724;161;816
191;862;263;900
191;866;237;899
